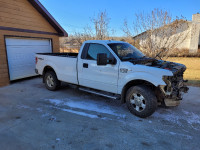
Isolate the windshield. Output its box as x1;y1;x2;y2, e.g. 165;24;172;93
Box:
108;43;145;60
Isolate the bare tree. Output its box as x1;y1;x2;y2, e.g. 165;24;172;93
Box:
123;8;192;58
61;10;114;52
123;19;133;37
91;10;110;40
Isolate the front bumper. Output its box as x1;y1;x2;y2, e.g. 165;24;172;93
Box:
164;98;180;106
159;83;189;106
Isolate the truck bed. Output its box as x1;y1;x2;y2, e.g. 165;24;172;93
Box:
37;53;78;58
36;52;78;84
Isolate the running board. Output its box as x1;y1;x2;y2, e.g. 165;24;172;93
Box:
79;87;120;100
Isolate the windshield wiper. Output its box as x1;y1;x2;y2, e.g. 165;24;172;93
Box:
121;57;132;61
154;48;167;60
122;56;146;61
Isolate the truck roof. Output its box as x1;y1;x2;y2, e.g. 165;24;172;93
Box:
84;40;126;44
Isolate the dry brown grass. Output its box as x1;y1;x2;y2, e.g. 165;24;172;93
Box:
165;57;200;86
60;48;79;53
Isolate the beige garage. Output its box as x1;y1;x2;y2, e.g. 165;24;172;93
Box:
0;0;68;86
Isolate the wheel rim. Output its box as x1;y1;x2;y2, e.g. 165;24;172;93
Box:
46;75;54;87
130;92;146;112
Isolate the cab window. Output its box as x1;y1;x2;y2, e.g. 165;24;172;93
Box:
86;44;111;60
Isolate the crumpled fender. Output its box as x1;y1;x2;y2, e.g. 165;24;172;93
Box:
118;71;171;94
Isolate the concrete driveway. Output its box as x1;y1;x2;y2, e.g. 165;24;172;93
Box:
0;78;200;150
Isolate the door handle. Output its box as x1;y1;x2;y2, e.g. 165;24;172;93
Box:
83;63;88;68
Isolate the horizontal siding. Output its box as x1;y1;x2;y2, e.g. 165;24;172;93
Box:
0;63;8;69
0;42;4;48
0;0;57;33
0;17;55;32
3;0;28;4
0;30;8;87
0;54;7;62
0;1;39;14
0;1;47;19
0;8;36;19
0;10;47;23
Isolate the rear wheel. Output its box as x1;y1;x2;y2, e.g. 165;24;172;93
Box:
126;85;157;118
44;71;60;91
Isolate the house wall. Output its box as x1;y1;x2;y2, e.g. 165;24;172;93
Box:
133;21;192;51
133;14;200;53
167;23;192;50
189;14;200;53
0;0;61;87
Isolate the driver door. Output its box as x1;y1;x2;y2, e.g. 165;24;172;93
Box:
78;43;119;93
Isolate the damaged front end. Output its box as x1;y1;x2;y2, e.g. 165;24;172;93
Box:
129;57;189;106
159;63;189;106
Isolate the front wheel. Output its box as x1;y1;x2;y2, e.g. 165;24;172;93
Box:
126;85;157;118
44;71;60;91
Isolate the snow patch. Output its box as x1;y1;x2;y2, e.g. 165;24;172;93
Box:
54;106;99;119
17;105;31;109
47;98;126;119
169;131;176;135
36;108;43;112
47;99;64;105
56;138;60;142
148;120;152;124
153;111;181;124
64;100;125;118
153;109;200;127
182;110;200;124
154;129;192;140
41;113;50;118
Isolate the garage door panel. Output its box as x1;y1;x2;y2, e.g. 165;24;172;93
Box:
6;37;52;81
9;65;35;80
6;38;51;46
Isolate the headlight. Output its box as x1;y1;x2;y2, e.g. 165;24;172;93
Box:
162;76;169;83
162;76;172;95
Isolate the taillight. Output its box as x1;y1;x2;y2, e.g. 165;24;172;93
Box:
35;57;38;64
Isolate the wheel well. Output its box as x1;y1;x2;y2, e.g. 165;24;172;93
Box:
42;66;56;82
121;80;157;103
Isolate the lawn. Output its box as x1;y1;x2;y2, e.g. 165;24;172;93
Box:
165;57;200;86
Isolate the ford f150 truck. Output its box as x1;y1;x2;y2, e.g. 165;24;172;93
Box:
35;40;188;118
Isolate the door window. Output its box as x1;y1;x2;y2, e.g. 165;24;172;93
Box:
86;44;111;60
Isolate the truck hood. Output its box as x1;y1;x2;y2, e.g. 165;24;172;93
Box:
128;57;186;75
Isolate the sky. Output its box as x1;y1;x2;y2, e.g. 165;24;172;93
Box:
39;0;199;36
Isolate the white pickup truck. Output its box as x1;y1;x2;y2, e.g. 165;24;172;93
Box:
35;40;188;118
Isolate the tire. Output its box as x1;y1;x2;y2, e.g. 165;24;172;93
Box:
126;85;157;118
44;71;60;91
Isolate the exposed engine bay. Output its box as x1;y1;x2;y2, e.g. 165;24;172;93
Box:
129;57;189;106
129;57;186;74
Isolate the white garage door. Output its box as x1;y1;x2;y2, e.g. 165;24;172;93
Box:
5;37;52;81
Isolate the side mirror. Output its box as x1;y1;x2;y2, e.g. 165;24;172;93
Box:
97;53;107;65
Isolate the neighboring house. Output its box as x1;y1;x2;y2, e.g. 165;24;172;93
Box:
64;38;81;48
0;0;68;87
60;37;81;52
133;14;200;53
